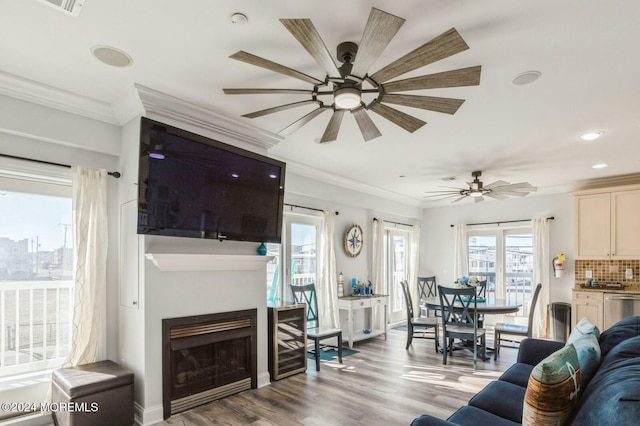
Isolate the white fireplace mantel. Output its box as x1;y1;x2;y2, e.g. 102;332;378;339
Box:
145;253;274;272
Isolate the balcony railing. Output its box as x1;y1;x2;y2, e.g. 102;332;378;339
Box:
0;280;73;377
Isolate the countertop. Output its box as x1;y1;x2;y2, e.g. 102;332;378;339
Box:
573;286;640;294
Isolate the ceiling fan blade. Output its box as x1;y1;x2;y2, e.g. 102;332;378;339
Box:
242;100;319;119
279;107;330;135
423;193;462;200
280;18;341;77
224;88;315;95
370;28;469;83
352;108;382;141
381;94;465;114
452;195;468;203
382;66;482;92
368;102;426;133
483;180;510;190
492;182;537;192
229;51;323;85
485;192;509;200
497;192;530;197
423;190;464;196
474;196;485;203
320;110;346;143
350;8;405;78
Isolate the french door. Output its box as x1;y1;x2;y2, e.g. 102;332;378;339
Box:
387;228;410;324
468;227;534;325
266;213;321;303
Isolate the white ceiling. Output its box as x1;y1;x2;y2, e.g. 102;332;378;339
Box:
2;0;640;206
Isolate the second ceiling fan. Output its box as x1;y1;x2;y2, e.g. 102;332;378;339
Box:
423;171;538;203
223;7;481;143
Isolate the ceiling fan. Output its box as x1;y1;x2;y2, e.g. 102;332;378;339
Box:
423;171;538;203
223;7;481;143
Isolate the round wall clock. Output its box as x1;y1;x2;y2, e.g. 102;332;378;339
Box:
344;224;363;257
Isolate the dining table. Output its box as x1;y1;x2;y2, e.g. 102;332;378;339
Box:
421;296;522;316
421;296;522;359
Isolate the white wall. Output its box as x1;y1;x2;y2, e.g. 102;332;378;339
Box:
420;192;575;304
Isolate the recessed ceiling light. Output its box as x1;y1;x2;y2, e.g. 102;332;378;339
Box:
91;46;133;67
512;71;541;86
580;131;604;141
592;163;608;169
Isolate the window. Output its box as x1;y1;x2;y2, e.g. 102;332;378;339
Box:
468;227;533;324
387;228;410;323
0;178;73;378
266;212;321;303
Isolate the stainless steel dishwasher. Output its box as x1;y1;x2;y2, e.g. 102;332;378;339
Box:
604;293;640;329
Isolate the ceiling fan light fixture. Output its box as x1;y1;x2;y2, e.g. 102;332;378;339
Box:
469;190;485;197
334;87;361;110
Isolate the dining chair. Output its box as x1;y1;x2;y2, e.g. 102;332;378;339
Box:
400;280;439;352
475;279;488;327
494;283;542;360
475;280;488;299
438;285;486;369
417;276;438;318
290;283;343;371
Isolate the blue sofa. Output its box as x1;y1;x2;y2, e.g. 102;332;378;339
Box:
411;316;640;425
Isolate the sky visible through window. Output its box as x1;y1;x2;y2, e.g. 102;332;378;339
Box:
0;190;72;251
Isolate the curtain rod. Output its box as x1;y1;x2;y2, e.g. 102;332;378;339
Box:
450;216;555;227
0;153;121;178
374;217;413;227
284;203;339;215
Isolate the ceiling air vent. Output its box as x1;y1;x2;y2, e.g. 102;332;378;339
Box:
39;0;85;17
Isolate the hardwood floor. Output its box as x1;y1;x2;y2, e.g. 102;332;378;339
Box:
159;328;518;426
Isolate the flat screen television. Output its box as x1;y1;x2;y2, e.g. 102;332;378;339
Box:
137;117;285;243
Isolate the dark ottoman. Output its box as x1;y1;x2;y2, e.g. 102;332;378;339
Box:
51;360;134;426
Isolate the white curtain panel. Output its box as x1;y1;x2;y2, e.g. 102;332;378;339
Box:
318;211;339;329
453;224;469;280
409;225;421;315
532;217;550;338
63;166;108;367
372;219;386;330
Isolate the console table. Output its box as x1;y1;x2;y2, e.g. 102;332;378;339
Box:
338;295;389;348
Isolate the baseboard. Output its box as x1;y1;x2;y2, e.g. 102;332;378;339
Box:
134;402;163;426
257;371;271;388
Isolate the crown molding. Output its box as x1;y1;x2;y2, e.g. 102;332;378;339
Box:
0;71;119;125
111;84;283;152
0;73;285;153
279;157;423;207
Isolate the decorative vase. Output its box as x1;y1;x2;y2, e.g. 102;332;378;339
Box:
257;242;267;256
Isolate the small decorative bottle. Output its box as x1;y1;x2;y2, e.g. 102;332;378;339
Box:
338;272;344;297
257;242;267;256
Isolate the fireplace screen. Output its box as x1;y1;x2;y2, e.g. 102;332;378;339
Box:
162;309;257;419
171;338;251;400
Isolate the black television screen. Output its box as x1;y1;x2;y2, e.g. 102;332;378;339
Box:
137;117;285;243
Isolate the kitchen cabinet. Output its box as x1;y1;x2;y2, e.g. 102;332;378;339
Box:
267;302;307;380
574;187;640;259
572;291;604;331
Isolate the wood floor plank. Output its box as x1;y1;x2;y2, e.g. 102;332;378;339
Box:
159;328;518;425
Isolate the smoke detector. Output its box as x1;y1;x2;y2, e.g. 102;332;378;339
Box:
39;0;85;17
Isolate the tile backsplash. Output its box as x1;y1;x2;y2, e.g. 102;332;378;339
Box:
575;259;640;290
